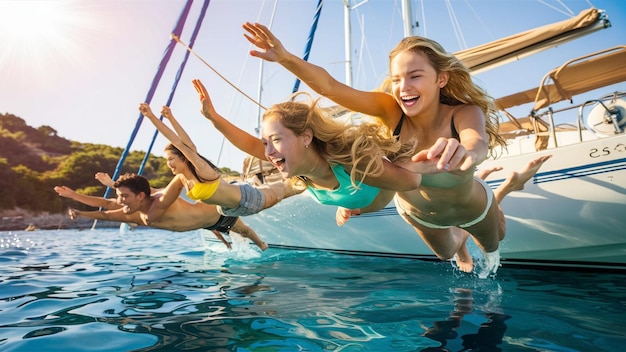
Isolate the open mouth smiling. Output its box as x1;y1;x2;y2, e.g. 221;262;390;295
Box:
270;157;286;171
401;95;419;107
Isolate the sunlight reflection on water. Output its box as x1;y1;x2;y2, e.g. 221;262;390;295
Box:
0;228;625;351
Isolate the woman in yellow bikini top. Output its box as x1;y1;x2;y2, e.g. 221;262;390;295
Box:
186;178;220;201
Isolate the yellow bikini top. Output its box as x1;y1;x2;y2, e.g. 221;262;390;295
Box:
186;179;220;201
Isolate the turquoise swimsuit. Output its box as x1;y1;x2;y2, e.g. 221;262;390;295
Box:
307;164;380;209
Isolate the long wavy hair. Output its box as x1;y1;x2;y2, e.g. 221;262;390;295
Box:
384;36;507;157
263;92;416;188
164;143;221;183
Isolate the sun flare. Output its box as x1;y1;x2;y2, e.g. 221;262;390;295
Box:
0;1;95;84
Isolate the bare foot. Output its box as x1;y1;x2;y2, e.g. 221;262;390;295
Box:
476;166;503;180
258;241;268;251
494;155;552;203
453;243;474;273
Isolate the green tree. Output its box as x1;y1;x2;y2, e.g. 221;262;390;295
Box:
0;159;17;210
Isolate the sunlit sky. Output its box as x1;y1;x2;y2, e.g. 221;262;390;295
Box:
1;0;624;172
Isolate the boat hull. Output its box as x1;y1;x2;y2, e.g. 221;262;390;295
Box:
241;133;626;271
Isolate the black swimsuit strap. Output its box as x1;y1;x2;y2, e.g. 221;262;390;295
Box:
450;115;460;141
394;112;460;141
393;113;405;137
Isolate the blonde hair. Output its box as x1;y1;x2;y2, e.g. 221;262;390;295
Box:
263;92;416;188
384;36;507;157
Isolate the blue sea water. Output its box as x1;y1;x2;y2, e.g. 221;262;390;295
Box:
0;228;624;352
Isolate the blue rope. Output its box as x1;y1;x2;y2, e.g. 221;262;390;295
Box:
139;0;211;175
103;0;193;199
292;0;324;94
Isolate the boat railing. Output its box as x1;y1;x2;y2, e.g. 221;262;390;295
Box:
497;45;626;151
531;90;626;148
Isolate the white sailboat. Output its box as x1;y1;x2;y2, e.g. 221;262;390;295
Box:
234;4;626;271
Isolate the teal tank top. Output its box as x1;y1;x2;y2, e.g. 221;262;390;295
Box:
307;164;380;209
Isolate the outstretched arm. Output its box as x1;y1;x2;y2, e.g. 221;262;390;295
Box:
192;79;266;160
359;159;425;191
242;22;399;122
69;207;139;224
54;186;120;210
139;103;220;181
160;105;198;153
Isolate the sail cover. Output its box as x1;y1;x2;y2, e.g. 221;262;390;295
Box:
495;45;626;111
455;8;610;74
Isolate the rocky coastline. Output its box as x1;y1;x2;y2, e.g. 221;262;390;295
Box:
0;209;120;232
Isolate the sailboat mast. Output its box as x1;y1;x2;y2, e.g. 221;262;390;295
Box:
401;0;416;37
342;0;415;88
342;1;353;87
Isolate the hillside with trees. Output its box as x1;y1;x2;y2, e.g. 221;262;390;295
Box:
0;112;238;230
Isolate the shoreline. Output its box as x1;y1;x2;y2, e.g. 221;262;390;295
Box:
1;212;121;232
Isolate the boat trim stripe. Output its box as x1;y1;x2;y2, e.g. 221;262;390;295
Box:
486;157;626;188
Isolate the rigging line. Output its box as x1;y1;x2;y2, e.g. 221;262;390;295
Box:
355;13;367;88
214;1;277;165
140;0;212;176
444;0;467;50
92;0;194;230
537;0;575;17
172;34;267;110
461;0;494;41
255;0;279;135
215;1;274;163
103;0;192;196
215;0;278;164
418;0;426;37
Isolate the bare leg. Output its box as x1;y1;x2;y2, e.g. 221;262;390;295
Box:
453;229;473;273
492;155;552;203
257;182;283;210
455;155;552;272
211;230;232;249
231;218;268;251
453;155;551;273
451;166;503;272
256;179;305;212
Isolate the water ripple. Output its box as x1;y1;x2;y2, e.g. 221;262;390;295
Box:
0;229;624;351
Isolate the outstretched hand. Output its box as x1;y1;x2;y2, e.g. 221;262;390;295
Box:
138;103;155;118
412;137;477;172
242;22;288;62
336;207;361;227
161;105;173;120
192;79;219;121
68;208;78;220
54;186;75;198
95;172;115;188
